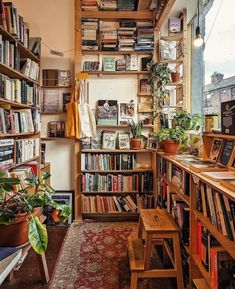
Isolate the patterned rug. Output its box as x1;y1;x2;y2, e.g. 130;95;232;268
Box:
49;221;140;289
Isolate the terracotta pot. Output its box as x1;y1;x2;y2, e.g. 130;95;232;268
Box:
0;207;41;247
130;138;142;150
171;72;181;83
162;139;180;154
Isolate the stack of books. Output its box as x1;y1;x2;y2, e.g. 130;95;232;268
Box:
100;21;118;51
15;138;40;164
135;22;154;52
48;121;65;138
81;0;99;11
81;18;99;51
117;0;136;11
99;0;117;10
0;139;14;169
118;21;136;51
20;58;40;81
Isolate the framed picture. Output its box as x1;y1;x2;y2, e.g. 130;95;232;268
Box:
118;133;130;149
102;131;116;149
45;191;73;225
97;100;118;125
147;137;157;149
209;138;223;162
119;102;135;124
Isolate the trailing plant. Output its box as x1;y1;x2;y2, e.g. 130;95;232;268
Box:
154;126;185;142
148;61;171;119
175;110;201;131
129;119;144;139
0;171;71;255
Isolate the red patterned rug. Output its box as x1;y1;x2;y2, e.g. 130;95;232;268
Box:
49;221;140;289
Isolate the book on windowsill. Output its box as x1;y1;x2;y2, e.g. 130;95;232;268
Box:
201;171;235;182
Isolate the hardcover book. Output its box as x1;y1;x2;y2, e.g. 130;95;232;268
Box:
97;100;118;125
209;139;223;162
219;140;234;166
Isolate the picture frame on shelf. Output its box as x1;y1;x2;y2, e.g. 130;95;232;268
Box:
103;57;116;72
209;138;223;162
119;102;135;124
118;133;130;149
97;100;118;125
91;130;102;149
102;131;116;149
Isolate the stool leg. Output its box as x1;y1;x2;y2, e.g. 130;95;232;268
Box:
130;272;138;289
173;233;184;289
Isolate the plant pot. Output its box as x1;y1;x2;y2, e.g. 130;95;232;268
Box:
130;138;142;150
171;72;181;83
162;139;180;154
0;207;41;247
143;118;152;125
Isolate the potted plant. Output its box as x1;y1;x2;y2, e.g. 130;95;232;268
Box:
170;69;181;83
154;127;185;154
148;61;171;129
0;171;71;255
129;120;144;150
174;110;201;131
143;117;152;125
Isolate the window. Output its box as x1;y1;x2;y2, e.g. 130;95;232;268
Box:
191;0;235;119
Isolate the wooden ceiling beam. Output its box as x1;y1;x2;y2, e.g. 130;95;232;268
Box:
156;0;176;29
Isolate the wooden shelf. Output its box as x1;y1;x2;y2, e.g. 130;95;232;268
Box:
0;26;40;63
41;86;71;89
82;50;153;55
192;255;212;288
41;137;67;140
0;99;39;109
161;57;184;64
81;168;153;173
82;212;139;220
81;10;153;20
0;132;39;138
193;278;211;289
203;133;235;140
193;210;235;259
96;124;129;128
166;82;183;87
41;112;66;115
0;62;39;84
81;149;152;153
83;71;150;75
161;34;184;42
137;0;151;10
81;191;152;195
137;92;152;97
1;156;40;171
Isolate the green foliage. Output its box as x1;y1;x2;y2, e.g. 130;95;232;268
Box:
175;110;202;131
28;216;48;255
0;170;71;254
129;119;144;139
154;127;185;142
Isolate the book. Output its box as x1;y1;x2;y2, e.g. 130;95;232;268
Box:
209;138;223;162
201;171;235;182
97;100;118;125
189;162;226;173
102;130;116;149
221;100;235;135
48;121;65;138
103;57;116;71
219;140;234;166
42;89;61;112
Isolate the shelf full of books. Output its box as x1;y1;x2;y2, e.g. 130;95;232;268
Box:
155;133;235;289
0;1;41;177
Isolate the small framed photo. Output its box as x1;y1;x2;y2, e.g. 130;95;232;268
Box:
147;137;157;149
102;131;116;149
119;102;135;124
209;138;223;162
118;133;130;149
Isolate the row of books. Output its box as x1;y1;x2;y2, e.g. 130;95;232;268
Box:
0;139;14;168
0;73;39;105
82;19;154;52
0;1;29;48
81;153;137;171
21;58;40;81
8;166;35;191
0;36;20;70
196;182;235;241
15;138;40;164
0;108;40;134
81;172;153;192
82;193;154;213
48;121;65;138
81;0;136;11
197;222;235;289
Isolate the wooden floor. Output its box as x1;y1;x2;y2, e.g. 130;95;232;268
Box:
1;226;68;289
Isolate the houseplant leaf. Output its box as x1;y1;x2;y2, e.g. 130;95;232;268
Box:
28;216;48;255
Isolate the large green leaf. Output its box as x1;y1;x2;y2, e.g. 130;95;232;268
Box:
28;216;48;255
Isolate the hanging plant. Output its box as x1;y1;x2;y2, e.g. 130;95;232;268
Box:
148;61;171;119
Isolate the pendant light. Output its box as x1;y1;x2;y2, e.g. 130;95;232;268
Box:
194;0;204;47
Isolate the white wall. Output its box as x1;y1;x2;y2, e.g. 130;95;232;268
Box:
13;0;75;190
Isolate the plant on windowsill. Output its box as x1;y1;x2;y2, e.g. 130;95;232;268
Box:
153;127;185;154
174;110;202;132
129;120;147;150
148;61;171;129
0;171;71;255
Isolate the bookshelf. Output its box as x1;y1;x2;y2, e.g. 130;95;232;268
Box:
155;133;235;289
0;10;41;177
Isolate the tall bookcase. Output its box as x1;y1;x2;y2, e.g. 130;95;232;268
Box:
0;8;41;176
155;133;235;289
74;0;159;220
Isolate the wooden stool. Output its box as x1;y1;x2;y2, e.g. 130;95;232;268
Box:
127;208;184;289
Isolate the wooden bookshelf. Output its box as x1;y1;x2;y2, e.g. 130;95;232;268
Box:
81;10;153;20
0;98;39;109
82;71;150;75
41;112;66;115
81;168;153;173
81;149;152;153
82;50;153;55
0;132;40;138
82;212;139;220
